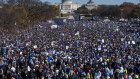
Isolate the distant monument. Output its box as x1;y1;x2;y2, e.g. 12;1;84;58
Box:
58;0;82;14
57;0;98;14
85;0;98;10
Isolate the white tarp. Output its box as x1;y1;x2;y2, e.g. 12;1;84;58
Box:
48;20;52;23
33;45;37;49
103;19;110;22
51;25;58;29
132;41;136;44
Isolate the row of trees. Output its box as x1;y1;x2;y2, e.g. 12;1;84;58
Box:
75;2;140;19
0;0;46;7
0;0;58;33
0;6;28;32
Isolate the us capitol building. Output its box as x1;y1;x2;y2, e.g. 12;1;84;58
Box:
57;0;98;14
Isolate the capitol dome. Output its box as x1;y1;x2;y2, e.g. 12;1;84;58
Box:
62;0;72;4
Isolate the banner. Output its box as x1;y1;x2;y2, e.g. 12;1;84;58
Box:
66;46;69;50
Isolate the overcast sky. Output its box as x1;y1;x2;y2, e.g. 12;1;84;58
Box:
41;0;139;5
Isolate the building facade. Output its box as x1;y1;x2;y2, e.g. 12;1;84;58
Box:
58;0;98;14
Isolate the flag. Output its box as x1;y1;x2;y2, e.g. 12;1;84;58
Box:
78;34;80;38
75;31;80;38
102;39;104;43
75;31;79;35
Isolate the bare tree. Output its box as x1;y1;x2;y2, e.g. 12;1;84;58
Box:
0;0;5;5
7;0;16;6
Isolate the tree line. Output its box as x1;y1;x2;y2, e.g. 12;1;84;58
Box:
0;0;58;33
75;2;140;20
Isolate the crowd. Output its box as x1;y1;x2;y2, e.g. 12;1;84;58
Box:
0;20;140;79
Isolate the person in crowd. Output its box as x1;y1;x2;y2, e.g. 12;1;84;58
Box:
0;20;139;79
